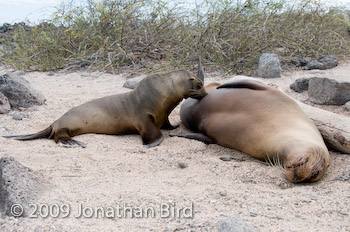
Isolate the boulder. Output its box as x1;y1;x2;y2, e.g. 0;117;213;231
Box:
0;92;11;114
308;77;350;105
256;53;282;78
0;73;45;108
290;78;309;93
0;155;48;217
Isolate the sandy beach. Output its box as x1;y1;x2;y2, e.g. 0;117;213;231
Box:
0;63;349;232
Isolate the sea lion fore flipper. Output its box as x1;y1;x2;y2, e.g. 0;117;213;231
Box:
161;118;179;130
144;135;164;148
217;80;267;91
139;114;163;147
169;132;214;144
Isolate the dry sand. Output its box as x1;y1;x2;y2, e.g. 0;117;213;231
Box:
0;63;349;232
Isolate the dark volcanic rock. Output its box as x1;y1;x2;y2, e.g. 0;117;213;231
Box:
290;78;310;93
0;22;31;34
294;57;312;67
304;55;338;70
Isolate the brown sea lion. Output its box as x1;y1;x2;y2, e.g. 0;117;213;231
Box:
3;70;207;148
172;79;330;183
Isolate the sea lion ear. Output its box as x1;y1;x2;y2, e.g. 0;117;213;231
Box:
197;57;204;83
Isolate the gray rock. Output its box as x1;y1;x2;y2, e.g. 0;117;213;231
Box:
0;92;11;114
345;101;350;111
123;75;147;89
217;217;256;232
256;53;282;78
294;57;312;67
290;78;309;93
12;111;29;120
0;73;46;108
318;55;339;69
305;55;338;70
305;59;324;70
0;155;48;217
308;77;350;105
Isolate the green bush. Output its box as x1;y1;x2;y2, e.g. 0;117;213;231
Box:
1;0;350;74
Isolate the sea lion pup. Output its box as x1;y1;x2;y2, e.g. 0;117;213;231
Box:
3;70;207;148
172;79;330;183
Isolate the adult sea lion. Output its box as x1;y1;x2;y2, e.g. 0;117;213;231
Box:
173;79;330;183
3;70;207;148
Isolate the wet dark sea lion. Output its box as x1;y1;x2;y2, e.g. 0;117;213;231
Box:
4;70;207;148
174;79;330;183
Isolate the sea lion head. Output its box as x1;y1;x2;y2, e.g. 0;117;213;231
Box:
183;74;208;100
283;145;329;183
183;57;207;100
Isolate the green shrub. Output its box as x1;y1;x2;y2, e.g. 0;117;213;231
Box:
1;0;350;74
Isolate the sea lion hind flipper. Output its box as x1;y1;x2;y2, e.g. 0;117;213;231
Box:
161;118;179;130
217;80;267;91
2;126;52;140
169;132;214;144
57;137;87;148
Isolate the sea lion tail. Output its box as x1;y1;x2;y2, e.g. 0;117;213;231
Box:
3;126;52;140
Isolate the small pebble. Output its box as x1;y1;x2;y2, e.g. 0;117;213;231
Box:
178;160;188;169
220;155;233;161
219;191;227;197
12;112;28;121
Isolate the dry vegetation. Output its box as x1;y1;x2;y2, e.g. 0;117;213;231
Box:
1;0;350;74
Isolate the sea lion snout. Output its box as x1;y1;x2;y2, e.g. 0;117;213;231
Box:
284;148;329;183
188;89;208;100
